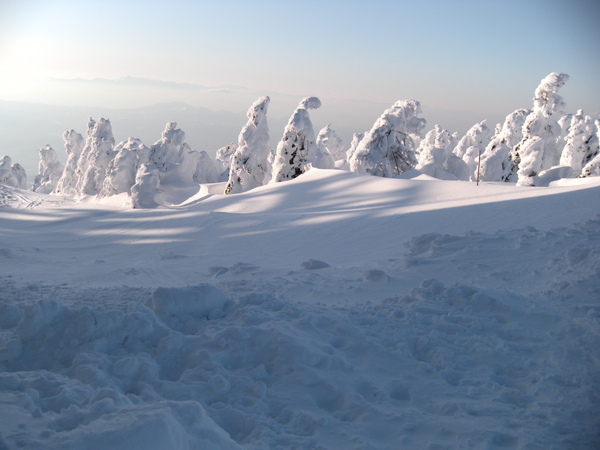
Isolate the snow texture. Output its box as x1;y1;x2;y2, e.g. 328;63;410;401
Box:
271;97;321;182
32;145;64;194
348;99;426;177
224;96;271;194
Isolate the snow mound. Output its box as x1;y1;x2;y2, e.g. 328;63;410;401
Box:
151;285;229;333
1;267;598;448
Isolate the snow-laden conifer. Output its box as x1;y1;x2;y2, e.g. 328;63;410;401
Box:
0;156;27;189
191;150;220;184
11;163;27;189
510;73;569;186
348;100;426;177
100;138;149;197
225;96;271;194
452;120;491;181
479;109;531;182
215;143;238;181
316;125;344;168
32;145;64;193
76;118;116;196
55;130;85;195
148;122;187;170
131;164;160;209
145;122;219;186
559;110;599;175
580;119;600;178
271;97;321;182
416;125;464;179
317;125;345;162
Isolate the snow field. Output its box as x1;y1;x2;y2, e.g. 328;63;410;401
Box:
1;169;599;448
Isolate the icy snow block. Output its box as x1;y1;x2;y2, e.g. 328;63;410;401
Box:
301;259;330;270
152;285;227;324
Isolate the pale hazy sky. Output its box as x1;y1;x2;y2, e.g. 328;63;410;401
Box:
1;0;599;150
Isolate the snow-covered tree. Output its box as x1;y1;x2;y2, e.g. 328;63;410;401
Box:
348;99;426;177
580;154;600;178
271;97;321;182
100;137;149;197
76;118;116;196
225;96;271;194
215;143;238;181
559;110;599;175
131;164;160;209
580;119;600;178
32;145;64;193
147;122;188;170
311;125;341;169
316;125;345;163
557;113;574;146
0;156;27;189
509;72;569;186
416;125;464;179
346;132;364;160
12;163;27;189
146;122;219;186
55;129;85;195
453;120;492;181
193;151;220;184
478;108;531;182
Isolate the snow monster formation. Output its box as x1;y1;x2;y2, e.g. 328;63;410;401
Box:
54;129;85;195
478;108;531;182
560;110;599;176
32;145;64;194
415;125;463;180
0;155;27;189
76;118;116;196
224;96;271;194
271;97;321;182
508;72;569;186
348;99;426;177
316;125;345;166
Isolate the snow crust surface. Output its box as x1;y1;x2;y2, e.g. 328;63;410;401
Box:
1;169;599;449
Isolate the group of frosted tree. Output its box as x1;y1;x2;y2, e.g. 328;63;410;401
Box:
2;72;599;207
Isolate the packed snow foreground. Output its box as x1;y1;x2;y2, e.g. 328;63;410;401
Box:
1;167;600;448
0;73;599;449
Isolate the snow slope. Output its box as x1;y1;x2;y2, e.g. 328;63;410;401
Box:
1;169;599;449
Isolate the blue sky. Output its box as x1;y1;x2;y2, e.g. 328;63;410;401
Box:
0;0;599;164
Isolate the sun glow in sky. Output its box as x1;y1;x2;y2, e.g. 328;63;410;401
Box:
0;0;599;174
